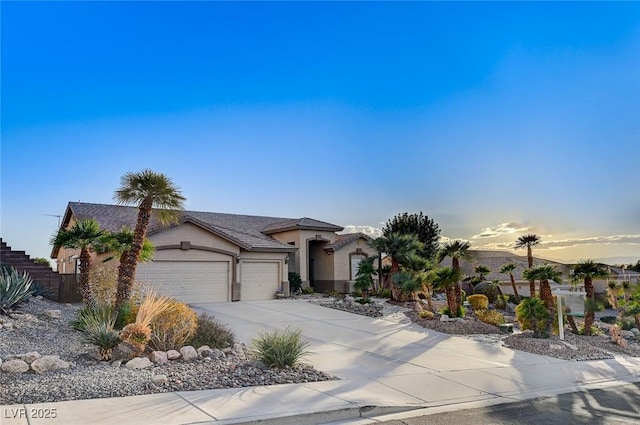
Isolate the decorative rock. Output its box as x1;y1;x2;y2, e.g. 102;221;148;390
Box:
152;374;168;384
180;346;198;362
112;341;143;362
498;323;514;334
149;351;168;365
43;309;62;319
3;322;13;330
222;347;233;354
31;355;70;374
630;328;640;336
209;348;224;359
197;345;212;357
549;344;564;350
560;341;579;351
439;314;450;322
21;351;42;364
111;360;122;368
345;296;356;304
166;350;181;360
621;330;635;339
125;357;153;369
1;359;30;374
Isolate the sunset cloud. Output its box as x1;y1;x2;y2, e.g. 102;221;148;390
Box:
474;234;640;251
472;222;530;239
340;225;383;237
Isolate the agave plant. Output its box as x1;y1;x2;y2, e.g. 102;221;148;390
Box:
82;321;121;361
0;267;34;315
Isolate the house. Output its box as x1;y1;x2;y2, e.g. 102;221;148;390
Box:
51;202;377;303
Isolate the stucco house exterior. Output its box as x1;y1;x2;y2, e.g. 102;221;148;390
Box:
51;202;377;303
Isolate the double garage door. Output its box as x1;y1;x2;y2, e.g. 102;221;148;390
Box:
135;260;280;303
136;261;230;303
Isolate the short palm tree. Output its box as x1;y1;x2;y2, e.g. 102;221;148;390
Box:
515;234;541;297
355;257;377;301
524;265;561;309
500;262;520;302
432;267;461;317
474;265;490;281
369;233;421;300
114;170;185;310
51;219;104;308
437;240;471;316
571;260;608;336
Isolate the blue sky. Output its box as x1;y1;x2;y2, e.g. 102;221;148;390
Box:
2;1;639;264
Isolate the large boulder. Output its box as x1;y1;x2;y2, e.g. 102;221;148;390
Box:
31;355;70;374
180;346;198;362
21;351;42;364
1;359;30;374
125;357;153;369
197;345;212;358
166;350;181;360
112;341;144;362
149;351;168;365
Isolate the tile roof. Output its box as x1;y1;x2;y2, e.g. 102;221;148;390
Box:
325;232;372;251
261;217;343;234
63;202;343;253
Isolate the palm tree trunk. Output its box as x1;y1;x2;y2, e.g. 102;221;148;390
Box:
510;274;520;302
422;283;435;312
539;279;554;309
78;247;96;309
116;198;153;310
389;260;401;301
583;276;595;336
445;286;457;317
452;258;462;315
566;315;579;334
527;246;536;298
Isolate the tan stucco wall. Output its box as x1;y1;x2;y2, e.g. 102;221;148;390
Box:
333;237;377;281
270;229;336;284
149;223;240;255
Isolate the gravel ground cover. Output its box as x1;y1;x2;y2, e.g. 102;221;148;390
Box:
0;297;335;405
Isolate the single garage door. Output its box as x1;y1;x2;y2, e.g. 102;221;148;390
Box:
241;262;279;301
136;261;229;303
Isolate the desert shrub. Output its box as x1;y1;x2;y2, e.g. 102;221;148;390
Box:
301;287;315;295
30;282;53;298
439;305;466;318
599;316;618;324
120;322;152;345
288;272;303;294
188;313;235;349
149;300;198;351
617;317;636;331
71;304;116;332
0;267;33;314
578;324;603;336
355;297;373;304
475;309;506;326
89;264;119;306
352;288;363;297
467;294;489;311
418;310;434;319
135;289;173;328
376;287;392;298
516;298;551;338
473;282;498;303
82;321;121;361
252;326;310;368
115;301;139;330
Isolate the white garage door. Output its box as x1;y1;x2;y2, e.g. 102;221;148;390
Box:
136;261;229;303
241;262;279;301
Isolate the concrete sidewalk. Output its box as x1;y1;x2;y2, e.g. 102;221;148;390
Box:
2;300;640;425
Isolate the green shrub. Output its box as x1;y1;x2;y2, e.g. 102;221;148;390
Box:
467;294;489;311
473;282;498;303
188;313;235;349
439;305;466;318
252;326;310;368
325;289;340;298
516;298;551;338
352;288;363;297
374;287;392;298
355;297;373;304
418;310;434;319
0;267;33;314
599;316;618;324
617;317;636;331
82;321;121;361
149;300;198;350
71;304;116;332
30;282;53;298
301;287;315;295
115;301;138;329
475;309;506;326
288;272;303;294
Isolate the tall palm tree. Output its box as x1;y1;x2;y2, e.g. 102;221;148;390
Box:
500;262;520;302
515;234;541;297
571;260;607;336
437;240;471;316
432;267;461;317
369;233;421;300
51;219;104;309
114;170;185;309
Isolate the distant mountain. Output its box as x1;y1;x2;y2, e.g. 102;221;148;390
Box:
592;256;639;266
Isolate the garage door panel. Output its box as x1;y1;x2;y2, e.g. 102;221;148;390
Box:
242;262;279;301
136;261;229;303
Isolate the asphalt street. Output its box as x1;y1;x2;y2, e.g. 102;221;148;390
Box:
375;382;640;425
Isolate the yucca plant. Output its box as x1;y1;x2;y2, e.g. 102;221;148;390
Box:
252;327;310;368
1;267;34;315
82;321;121;361
71;304;116;331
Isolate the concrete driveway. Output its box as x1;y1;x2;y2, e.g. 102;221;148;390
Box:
192;299;640;413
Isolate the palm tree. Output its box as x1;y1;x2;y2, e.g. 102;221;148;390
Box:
114;169;185;309
432;267;461;317
500;262;520;302
96;227;156;264
51;219;104;309
515;234;541;297
437;240;471;316
355;257;377;301
571;260;607;336
474;265;490;281
369;233;421;300
524;265;562;309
